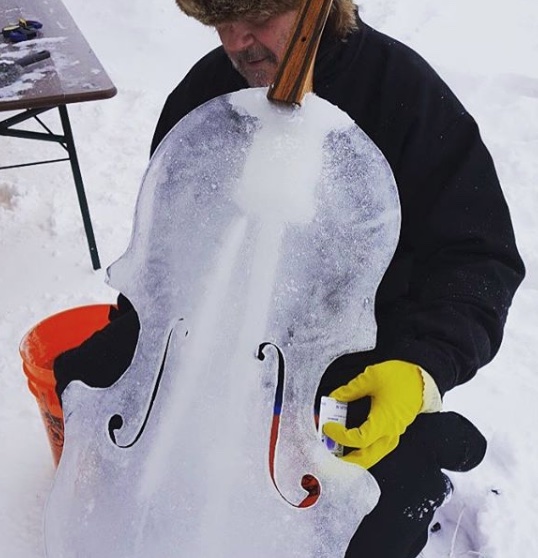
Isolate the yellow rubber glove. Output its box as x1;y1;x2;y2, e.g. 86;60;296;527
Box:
322;360;424;470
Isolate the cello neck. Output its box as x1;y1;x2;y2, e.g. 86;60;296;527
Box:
267;0;334;106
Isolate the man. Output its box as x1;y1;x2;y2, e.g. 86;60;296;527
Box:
54;1;524;557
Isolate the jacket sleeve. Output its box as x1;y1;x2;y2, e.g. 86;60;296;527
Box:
53;295;139;398
379;111;525;395
150;47;245;156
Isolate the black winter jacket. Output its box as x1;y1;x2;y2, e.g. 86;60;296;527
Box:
54;19;524;399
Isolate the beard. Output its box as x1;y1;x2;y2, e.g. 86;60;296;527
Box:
229;44;279;87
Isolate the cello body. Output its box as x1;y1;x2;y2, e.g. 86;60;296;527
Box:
45;89;400;557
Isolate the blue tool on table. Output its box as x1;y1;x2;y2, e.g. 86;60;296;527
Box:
2;17;43;42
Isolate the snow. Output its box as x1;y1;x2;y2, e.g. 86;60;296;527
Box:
0;0;536;556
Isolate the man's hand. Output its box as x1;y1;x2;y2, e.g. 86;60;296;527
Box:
322;360;424;469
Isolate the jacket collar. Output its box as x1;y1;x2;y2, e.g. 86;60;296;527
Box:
314;9;363;88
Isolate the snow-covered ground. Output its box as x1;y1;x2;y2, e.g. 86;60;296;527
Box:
1;0;536;556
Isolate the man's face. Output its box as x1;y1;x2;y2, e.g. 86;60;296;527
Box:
215;10;299;87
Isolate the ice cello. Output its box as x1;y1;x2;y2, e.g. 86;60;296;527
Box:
44;87;400;557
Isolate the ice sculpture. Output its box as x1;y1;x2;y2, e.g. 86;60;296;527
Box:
45;88;400;557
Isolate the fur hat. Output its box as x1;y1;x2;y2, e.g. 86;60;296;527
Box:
174;0;358;38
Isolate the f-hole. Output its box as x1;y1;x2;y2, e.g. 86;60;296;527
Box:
257;342;321;508
108;325;177;448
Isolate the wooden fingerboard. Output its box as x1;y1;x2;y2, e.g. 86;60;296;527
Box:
268;0;334;105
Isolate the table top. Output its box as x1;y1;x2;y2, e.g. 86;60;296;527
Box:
0;0;116;111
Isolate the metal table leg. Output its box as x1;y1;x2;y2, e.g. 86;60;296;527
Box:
58;105;101;270
0;105;101;270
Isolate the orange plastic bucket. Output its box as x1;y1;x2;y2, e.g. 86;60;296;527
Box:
19;304;112;466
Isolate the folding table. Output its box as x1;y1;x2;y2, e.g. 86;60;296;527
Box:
0;0;117;270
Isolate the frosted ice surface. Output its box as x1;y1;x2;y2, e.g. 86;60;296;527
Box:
45;88;400;557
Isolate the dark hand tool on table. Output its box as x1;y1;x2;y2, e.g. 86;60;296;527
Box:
0;49;50;88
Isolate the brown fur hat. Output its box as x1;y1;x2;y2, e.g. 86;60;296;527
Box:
174;0;358;38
